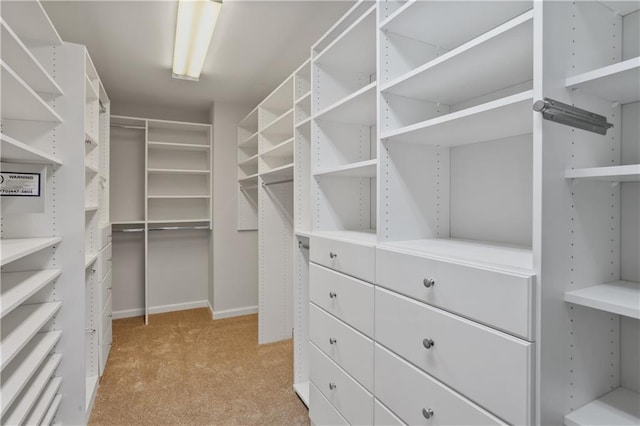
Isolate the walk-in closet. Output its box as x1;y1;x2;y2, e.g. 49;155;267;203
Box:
1;1;638;425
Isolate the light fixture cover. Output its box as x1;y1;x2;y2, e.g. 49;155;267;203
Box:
172;0;222;81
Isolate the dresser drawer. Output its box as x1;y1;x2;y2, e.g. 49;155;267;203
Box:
98;243;112;281
310;343;373;425
101;294;112;337
374;399;405;426
99;223;112;249
376;344;506;425
309;382;348;426
100;269;112;312
310;235;375;282
376;247;535;340
310;263;374;337
309;303;374;391
100;322;112;375
375;288;533;425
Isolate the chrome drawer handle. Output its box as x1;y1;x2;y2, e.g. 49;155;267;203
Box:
329;337;337;345
329;292;337;299
329;252;338;259
423;278;435;288
108;314;113;318
423;338;435;349
329;383;337;390
422;408;434;419
91;269;96;274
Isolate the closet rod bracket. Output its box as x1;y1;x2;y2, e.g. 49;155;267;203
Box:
533;97;613;135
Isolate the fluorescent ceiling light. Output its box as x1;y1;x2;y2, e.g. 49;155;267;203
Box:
172;0;222;81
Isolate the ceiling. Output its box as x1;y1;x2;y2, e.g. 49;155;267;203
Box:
43;0;352;114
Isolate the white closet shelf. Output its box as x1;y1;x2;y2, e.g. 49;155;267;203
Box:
314;4;376;73
0;1;63;47
565;387;640;426
85;164;99;174
296;90;311;104
147;195;210;199
381;11;533;106
261;163;294;184
565;164;640;182
565;281;640;319
0;237;61;267
314;82;376;126
111;220;145;225
379;238;535;273
147;168;210;175
2;353;62;426
147;219;210;224
85;75;99;102
262;138;294;158
0;330;62;413
380;1;531;52
261;75;294;112
85;253;98;268
0;302;62;370
239;174;259;187
25;376;61;425
1;61;63;123
42;394;62;426
293;381;310;407
566;57;640;103
1;21;63;96
239;153;259;167
85;205;98;213
295;230;313;238
147;141;210;151
0;269;62;318
295;116;312;129
312;229;377;246
261;108;294;137
238;106;259;132
600;1;640;15
85;132;99;147
239;132;259;149
85;375;99;415
0;133;63;165
381;90;533;146
313;159;377;178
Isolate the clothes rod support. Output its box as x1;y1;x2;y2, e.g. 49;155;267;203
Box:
298;241;310;250
262;178;294;187
533;97;613;135
113;228;144;233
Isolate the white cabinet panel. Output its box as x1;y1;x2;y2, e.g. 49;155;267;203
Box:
310;235;375;282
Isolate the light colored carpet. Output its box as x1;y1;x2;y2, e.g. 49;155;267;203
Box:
89;309;309;425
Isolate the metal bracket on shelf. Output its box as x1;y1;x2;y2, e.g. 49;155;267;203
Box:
99;100;107;114
533;97;613;135
298;241;310;250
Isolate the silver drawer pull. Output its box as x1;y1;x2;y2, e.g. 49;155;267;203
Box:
107;287;112;290
423;278;435;288
329;383;337;390
423;338;435;349
422;408;434;419
108;313;113;318
329;292;337;299
329;337;337;345
329;252;338;259
91;269;96;274
85;328;96;334
107;258;112;262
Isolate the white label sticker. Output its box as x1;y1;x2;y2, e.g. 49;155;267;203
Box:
0;172;41;196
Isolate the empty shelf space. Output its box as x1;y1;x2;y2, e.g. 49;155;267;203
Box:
1;269;62;318
312;229;377;246
565;387;640;426
0;302;62;370
0;237;61;267
314;82;376;126
262;138;294;158
566;57;640;103
239;153;259;167
0;133;62;165
25;376;61;425
1;61;62;123
0;331;62;413
293;381;310;407
261;108;294;137
85;253;98;268
382;11;533;105
565;281;640;319
261;163;294;184
2;353;62;426
239;132;259;149
1;21;63;96
296;117;312;129
147;168;210;175
379;238;535;273
148;141;210;151
42;394;62;426
239;174;259;187
313;159;377;178
381;90;533;146
0;1;63;47
147;195;210;199
261;76;294;113
85;75;99;102
565;164;640;182
296;90;311;104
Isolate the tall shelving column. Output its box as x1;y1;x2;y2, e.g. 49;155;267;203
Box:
237;107;259;230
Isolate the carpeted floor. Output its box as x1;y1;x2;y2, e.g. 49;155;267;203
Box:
89;309;310;425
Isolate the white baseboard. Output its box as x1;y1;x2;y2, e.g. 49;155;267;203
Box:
207;300;214;319
213;305;258;320
112;300;210;319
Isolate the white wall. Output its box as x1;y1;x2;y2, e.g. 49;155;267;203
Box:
210;102;259;318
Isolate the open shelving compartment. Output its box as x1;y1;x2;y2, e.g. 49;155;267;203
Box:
237;106;260;230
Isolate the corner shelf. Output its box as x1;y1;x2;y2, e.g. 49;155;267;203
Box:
0;133;63;165
0;237;61;267
0;269;62;318
565;164;640;182
313;159;377;178
314;82;376;126
565;281;640;319
566;57;640;104
381;90;533;146
148;141;210;151
565;387;640;426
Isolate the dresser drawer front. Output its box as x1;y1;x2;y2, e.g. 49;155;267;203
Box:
310;264;374;337
375;288;533;425
310;236;375;282
100;268;112;312
310;344;374;425
99;243;112;281
99;223;112;249
100;322;112;375
101;294;112;337
376;344;506;426
309;303;374;391
309;382;348;426
374;399;406;426
376;247;535;340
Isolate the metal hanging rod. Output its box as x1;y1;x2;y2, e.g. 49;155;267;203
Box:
262;178;294;187
533;97;613;135
113;228;144;233
149;226;210;231
110;124;146;130
298;241;310;250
